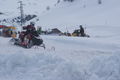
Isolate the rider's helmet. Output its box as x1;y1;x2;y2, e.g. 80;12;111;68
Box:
30;22;35;27
80;25;82;28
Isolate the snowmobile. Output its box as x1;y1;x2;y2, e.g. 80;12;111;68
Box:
10;33;45;49
72;30;90;37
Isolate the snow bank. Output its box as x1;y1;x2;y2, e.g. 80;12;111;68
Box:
0;52;61;80
0;50;120;80
0;51;86;80
88;53;120;80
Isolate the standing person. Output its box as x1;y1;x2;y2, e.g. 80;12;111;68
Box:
79;25;85;37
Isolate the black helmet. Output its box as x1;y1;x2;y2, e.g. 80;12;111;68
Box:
30;22;35;26
80;25;82;28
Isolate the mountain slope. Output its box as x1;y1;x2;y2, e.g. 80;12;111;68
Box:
1;0;120;28
36;0;120;31
0;0;57;19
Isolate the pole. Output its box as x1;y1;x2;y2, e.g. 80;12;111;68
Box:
18;1;25;26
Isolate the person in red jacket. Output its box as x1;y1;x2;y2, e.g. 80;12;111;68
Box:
25;22;36;34
20;22;37;41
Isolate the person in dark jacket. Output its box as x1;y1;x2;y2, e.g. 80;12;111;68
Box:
79;25;85;36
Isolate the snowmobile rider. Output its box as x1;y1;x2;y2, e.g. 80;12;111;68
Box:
19;22;39;43
24;22;39;37
79;25;85;36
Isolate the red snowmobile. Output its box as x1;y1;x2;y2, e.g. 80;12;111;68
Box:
10;31;45;49
10;24;45;49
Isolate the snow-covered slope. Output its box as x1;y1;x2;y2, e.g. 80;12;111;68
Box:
0;0;57;20
1;0;120;28
36;0;120;31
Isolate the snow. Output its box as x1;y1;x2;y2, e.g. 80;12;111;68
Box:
36;0;120;30
0;0;120;80
0;25;120;80
0;0;57;19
